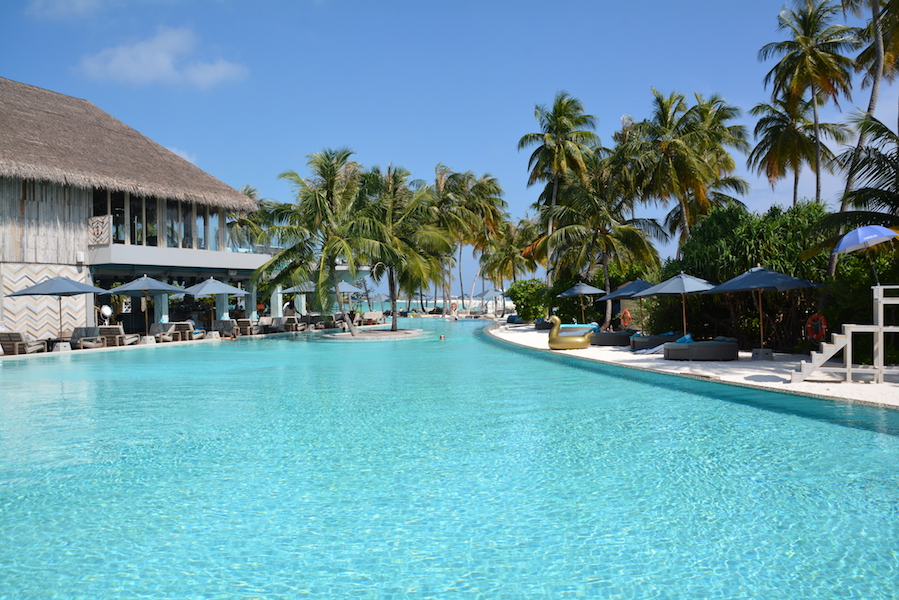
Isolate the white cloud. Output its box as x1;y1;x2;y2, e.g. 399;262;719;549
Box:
167;147;198;165
78;27;247;89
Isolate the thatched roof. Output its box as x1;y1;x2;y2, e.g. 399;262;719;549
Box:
0;77;255;212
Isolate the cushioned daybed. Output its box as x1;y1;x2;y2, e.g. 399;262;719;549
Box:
663;339;739;361
630;332;682;351
590;329;637;346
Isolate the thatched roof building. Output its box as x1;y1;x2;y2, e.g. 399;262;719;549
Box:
0;77;254;212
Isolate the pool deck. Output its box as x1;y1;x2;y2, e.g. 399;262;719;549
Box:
488;323;899;410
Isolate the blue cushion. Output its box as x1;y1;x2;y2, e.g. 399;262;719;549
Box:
675;333;693;344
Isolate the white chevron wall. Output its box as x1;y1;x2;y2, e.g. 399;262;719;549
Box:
0;264;93;339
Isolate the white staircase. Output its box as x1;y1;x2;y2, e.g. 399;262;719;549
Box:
793;285;899;384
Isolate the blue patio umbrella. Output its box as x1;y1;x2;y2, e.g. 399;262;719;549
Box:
6;276;108;338
107;275;188;336
704;266;821;347
337;281;364;294
832;225;898;285
634;273;716;335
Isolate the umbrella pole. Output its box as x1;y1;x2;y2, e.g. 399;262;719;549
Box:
58;296;63;340
144;292;150;338
681;293;687;335
758;290;764;348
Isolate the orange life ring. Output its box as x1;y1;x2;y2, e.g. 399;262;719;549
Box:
620;309;632;327
806;313;827;342
451;302;458;312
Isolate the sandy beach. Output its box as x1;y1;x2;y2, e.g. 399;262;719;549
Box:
488;322;899;410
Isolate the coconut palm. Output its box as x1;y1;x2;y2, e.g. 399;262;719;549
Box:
360;165;453;330
759;0;860;202
518;91;598;282
747;96;849;206
256;147;367;336
617;89;747;241
543;153;663;329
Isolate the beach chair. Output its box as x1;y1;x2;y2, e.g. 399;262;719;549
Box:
149;322;181;343
362;311;384;325
236;318;254;336
69;327;106;350
98;325;140;346
254;316;274;334
213;319;239;338
0;331;48;355
173;322;206;340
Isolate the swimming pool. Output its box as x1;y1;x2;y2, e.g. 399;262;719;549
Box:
1;318;897;598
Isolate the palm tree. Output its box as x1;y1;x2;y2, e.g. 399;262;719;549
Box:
759;0;860;202
543;153;663;329
360;165;453;330
518;91;598;282
747;96;849;205
617;89;747;241
256;147;367;336
837;115;899;223
479;217;540;292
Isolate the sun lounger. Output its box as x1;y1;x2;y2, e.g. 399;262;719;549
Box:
149;322;181;342
362;311;384;325
236;318;254;336
630;332;682;351
70;327;106;350
172;322;206;340
0;331;48;354
213;319;239;338
663;338;739;361
590;329;637;346
98;325;140;346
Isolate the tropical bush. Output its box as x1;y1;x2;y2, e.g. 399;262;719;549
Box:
506;279;549;322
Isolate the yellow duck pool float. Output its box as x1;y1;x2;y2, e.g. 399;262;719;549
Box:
547;315;597;350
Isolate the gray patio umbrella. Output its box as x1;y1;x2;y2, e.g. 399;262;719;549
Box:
704;266;821;348
832;225;898;285
337;282;363;293
182;278;249;298
6;276;108;338
558;282;606;323
107;275;188;336
633;273;716;335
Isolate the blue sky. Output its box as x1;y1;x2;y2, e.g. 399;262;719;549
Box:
1;0;892;286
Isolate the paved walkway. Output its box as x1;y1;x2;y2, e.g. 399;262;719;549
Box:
488;323;899;410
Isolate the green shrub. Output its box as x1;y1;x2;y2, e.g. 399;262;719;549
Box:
507;279;549;322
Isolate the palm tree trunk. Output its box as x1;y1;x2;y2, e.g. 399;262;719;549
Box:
793;168;800;207
457;246;466;309
545;175;560;287
335;285;357;337
812;84;822;203
388;266;399;331
601;256;612;331
828;0;884;277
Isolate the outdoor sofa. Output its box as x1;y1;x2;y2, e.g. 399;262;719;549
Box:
70;327;106;350
590;329;637;346
663;338;739;361
630;332;682;351
98;325;140;346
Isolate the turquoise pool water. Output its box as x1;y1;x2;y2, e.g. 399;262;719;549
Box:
1;319;897;598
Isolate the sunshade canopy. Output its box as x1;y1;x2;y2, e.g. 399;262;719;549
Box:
337;282;363;293
475;289;505;300
6;276;107;297
597;279;652;302
282;282;315;294
182;278;248;297
832;225;898;255
110;275;186;297
557;282;605;298
633;273;716;298
704;267;821;294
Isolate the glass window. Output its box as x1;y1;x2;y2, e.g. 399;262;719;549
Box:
130;194;143;245
92;188;108;217
145;197;158;247
181;201;194;249
209;208;221;251
166;199;180;248
111;191;125;244
196;205;207;250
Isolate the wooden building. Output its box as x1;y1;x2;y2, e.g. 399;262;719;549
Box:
0;77;270;337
